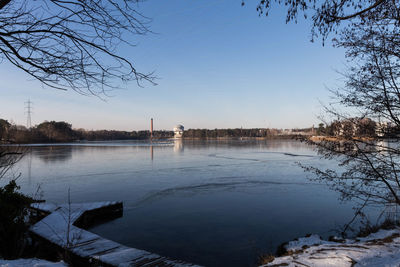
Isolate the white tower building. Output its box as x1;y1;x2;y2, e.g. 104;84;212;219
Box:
173;125;184;138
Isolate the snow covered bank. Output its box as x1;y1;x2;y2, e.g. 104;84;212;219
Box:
0;258;66;267
261;228;400;267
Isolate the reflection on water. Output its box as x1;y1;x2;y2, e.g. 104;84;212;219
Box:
174;139;184;153
27;150;32;185
9;139;381;267
33;146;73;163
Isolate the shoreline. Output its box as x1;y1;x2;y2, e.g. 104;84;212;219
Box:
308;135;378;142
260;227;400;266
0;135;306;145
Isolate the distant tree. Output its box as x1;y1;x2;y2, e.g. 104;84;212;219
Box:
316;123;325;135
36;121;75;142
356;118;376;137
6;124;30;143
341;120;355;138
0;119;11;140
0;0;154;95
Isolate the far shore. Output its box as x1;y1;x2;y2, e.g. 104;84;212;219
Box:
0;135;305;145
1;134;393;145
309;135;380;142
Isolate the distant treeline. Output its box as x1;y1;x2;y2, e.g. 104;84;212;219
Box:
184;128;273;138
0;119;173;143
0;119;318;144
0;117;396;144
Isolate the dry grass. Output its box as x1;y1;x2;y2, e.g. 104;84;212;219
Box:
258;254;275;265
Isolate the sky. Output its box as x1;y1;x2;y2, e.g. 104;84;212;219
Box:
0;0;347;131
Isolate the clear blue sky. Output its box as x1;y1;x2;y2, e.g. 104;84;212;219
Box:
0;0;346;131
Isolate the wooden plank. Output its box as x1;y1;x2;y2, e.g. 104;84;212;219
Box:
31;202;200;267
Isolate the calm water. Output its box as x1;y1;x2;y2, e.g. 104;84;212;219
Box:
6;139;377;266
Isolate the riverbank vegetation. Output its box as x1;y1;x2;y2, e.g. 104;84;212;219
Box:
0;147;35;260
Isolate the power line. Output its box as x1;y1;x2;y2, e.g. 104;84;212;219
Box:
24;99;33;129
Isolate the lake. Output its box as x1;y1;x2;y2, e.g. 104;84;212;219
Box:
7;139;378;266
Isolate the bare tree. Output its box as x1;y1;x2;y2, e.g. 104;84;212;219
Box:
0;146;23;179
0;146;33;259
250;0;397;43
304;1;400;210
246;0;400;229
0;0;154;95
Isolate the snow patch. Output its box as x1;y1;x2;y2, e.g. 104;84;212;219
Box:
0;258;66;267
286;234;336;251
261;228;400;267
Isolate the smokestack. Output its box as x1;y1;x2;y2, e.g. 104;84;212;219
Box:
150;118;153;140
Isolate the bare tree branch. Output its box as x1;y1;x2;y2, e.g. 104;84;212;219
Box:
0;0;155;95
0;0;11;10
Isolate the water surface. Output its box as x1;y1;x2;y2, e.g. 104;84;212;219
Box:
8;139;376;266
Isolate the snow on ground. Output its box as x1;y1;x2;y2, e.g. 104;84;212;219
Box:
31;203;58;213
0;258;66;267
30;201;120;249
261;228;400;267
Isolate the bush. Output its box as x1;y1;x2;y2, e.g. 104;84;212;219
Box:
0;180;34;259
